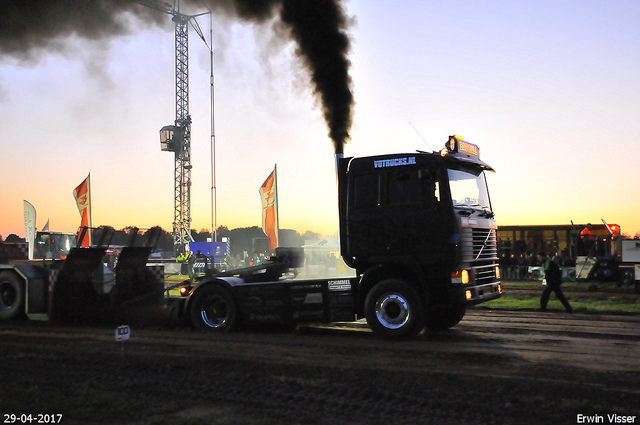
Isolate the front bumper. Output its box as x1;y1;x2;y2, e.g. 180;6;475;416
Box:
457;281;502;305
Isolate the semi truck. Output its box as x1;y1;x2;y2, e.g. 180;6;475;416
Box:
169;135;502;339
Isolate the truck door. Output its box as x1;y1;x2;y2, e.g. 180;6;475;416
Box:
382;166;453;262
346;165;454;263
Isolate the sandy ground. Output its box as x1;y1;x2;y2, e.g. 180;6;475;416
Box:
1;308;639;425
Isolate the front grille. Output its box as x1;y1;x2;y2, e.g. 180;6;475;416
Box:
460;228;498;262
459;227;499;286
473;263;497;285
469;229;498;261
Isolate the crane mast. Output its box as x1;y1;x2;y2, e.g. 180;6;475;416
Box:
173;13;193;250
134;0;209;253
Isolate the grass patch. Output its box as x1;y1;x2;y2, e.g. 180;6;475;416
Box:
482;283;640;313
165;274;190;281
480;296;541;310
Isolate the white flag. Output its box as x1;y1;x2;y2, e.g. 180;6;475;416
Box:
23;200;36;260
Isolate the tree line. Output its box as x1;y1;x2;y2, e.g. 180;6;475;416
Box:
0;225;324;258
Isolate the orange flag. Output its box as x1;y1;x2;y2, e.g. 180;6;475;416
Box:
73;174;92;247
259;166;279;250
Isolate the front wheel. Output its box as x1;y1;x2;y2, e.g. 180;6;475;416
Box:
364;279;424;339
0;271;25;321
189;284;237;332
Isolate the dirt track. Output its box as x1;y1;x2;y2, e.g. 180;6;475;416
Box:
1;309;639;425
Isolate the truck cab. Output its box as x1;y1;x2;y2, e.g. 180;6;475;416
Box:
337;135;501;333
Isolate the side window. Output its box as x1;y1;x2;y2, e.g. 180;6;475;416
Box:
421;168;440;206
388;170;420;205
352;174;379;209
388;168;439;207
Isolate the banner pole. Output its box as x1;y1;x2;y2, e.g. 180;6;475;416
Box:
274;164;279;249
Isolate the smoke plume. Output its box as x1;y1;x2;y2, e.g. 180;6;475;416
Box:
0;0;354;153
0;1;166;62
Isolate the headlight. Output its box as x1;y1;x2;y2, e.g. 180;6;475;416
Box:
451;270;470;284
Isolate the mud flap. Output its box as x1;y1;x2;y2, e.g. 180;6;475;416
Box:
110;247;164;323
49;247;108;323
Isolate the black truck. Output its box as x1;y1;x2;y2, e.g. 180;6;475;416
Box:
170;135;501;339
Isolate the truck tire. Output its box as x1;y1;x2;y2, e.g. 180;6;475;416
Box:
425;304;466;331
189;284;237;332
0;271;25;321
365;279;424;339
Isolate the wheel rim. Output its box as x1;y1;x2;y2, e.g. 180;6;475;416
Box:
199;294;229;328
375;293;410;329
0;281;17;309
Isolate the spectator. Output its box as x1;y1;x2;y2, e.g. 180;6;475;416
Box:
537;251;573;313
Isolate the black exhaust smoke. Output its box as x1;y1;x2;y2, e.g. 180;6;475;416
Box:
0;0;354;154
279;0;354;154
0;1;166;62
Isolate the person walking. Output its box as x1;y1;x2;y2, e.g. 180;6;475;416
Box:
537;251;573;313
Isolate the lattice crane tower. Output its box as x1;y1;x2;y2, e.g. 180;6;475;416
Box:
134;1;208;253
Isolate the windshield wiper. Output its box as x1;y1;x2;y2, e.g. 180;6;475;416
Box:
456;205;494;218
456;207;474;216
479;210;494;218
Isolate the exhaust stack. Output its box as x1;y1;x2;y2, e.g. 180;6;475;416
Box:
335;152;349;261
335;153;345;184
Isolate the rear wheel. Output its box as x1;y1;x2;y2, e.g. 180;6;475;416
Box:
189;284;237;332
365;279;424;339
0;271;25;321
425;303;466;331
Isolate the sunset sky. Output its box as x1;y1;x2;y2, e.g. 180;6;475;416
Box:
1;0;639;241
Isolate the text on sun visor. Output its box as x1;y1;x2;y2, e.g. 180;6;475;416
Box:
373;157;417;168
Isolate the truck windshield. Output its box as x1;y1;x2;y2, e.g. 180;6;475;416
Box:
447;169;491;211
